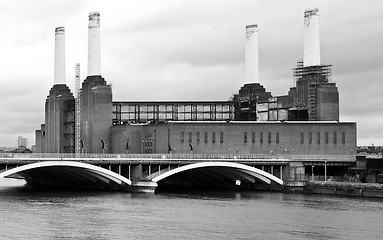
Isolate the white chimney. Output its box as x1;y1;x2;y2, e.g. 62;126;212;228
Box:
245;24;259;83
303;8;320;67
54;27;66;84
88;11;101;76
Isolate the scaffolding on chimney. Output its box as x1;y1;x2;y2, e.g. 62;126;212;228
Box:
293;60;333;120
293;60;332;83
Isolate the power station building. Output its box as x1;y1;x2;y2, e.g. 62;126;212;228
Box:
35;10;356;169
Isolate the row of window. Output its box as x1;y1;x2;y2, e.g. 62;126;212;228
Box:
244;132;280;144
181;132;224;144
243;131;346;145
300;132;346;144
181;131;347;145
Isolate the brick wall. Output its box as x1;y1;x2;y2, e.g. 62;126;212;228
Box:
110;121;357;159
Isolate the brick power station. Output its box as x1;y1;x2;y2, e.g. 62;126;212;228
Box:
35;10;356;174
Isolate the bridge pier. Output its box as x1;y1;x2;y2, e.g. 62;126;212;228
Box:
130;164;143;180
131;180;158;193
129;164;158;193
283;162;306;191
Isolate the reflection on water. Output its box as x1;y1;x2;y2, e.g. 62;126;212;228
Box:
1;179;383;240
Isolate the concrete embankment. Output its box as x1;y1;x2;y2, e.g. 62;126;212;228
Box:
303;181;383;198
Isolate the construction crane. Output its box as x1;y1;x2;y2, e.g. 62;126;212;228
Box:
74;63;81;155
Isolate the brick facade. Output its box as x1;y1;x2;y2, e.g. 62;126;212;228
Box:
110;121;357;159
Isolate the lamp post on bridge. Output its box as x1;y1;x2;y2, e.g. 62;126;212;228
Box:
324;160;327;182
101;140;105;154
311;165;315;181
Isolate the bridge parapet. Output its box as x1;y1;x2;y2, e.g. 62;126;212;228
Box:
0;153;282;160
0;153;354;162
287;154;355;162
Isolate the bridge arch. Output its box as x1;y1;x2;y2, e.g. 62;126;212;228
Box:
150;162;283;188
0;161;132;190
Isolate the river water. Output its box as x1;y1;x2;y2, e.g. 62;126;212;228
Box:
1;179;383;240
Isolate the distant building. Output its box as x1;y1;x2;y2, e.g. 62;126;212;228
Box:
12;146;32;154
0;147;16;153
17;136;28;148
357;145;383;154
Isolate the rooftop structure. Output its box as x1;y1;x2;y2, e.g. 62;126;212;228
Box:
113;101;235;125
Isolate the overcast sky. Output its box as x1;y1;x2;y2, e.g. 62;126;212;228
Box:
0;0;382;147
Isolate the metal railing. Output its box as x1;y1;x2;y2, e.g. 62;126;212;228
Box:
287;154;355;162
1;153;284;160
308;175;360;182
0;153;354;162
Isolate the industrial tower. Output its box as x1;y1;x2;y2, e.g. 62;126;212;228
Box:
290;9;339;121
75;63;81;154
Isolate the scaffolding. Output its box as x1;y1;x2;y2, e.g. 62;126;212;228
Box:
64;99;75;153
74;63;81;154
293;60;332;83
293;60;333;120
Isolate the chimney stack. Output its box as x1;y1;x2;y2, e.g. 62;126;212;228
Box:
88;11;101;76
54;27;66;84
245;25;259;83
303;8;320;67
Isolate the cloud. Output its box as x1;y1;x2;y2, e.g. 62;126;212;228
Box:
111;62;243;101
0;0;382;147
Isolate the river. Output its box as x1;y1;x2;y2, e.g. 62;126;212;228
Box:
1;178;383;239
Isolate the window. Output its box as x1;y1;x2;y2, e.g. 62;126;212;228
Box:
244;132;248;143
212;132;216;143
342;132;346;144
189;132;192;144
325;132;329;144
333;132;337;144
220;132;224;143
276;132;280;144
268;132;271;144
260;132;263;143
181;132;184;143
300;132;304;144
252;132;255;143
196;132;200;144
204;132;208;143
309;132;312;144
317;132;321;144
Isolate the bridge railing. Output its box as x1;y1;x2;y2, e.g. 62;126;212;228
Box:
0;153;282;160
287;154;355;162
0;153;354;162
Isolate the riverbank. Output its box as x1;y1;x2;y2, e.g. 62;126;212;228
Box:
302;181;383;198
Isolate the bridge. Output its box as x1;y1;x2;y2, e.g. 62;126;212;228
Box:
0;153;352;192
